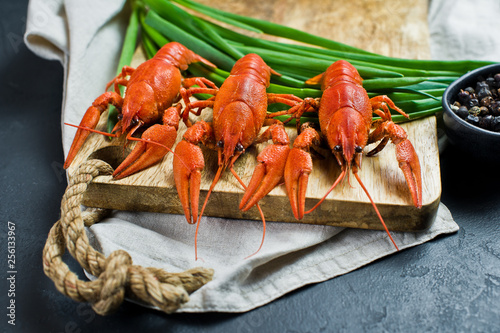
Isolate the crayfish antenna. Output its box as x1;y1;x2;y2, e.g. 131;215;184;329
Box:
64;123;120;138
64;123;181;176
194;162;225;261
304;168;346;215
194;150;268;260
353;172;399;251
229;167;266;260
64;123;177;157
243;204;266;260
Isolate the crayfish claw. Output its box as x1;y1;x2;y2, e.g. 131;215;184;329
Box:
112;124;177;179
173;139;205;224
239;144;290;211
395;139;423;208
64;106;103;169
284;148;313;220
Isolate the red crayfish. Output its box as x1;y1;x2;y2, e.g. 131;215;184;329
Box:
63;42;216;179
173;53;303;259
248;60;423;250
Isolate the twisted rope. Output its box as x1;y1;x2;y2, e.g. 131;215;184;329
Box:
42;159;214;315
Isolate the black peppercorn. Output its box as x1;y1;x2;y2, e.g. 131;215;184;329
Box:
491;88;499;98
458;89;471;104
478;90;491;100
476;81;489;91
493;116;500;132
476;82;492;100
486;77;495;88
479;106;490;116
481;96;494;107
456;106;469;119
479;115;493;130
490;101;500;116
451;73;500;133
469;106;481;116
465;87;475;94
466;114;480;126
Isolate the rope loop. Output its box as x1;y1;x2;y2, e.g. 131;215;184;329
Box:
43;159;213;315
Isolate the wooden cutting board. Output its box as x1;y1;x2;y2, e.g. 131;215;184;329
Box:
67;0;441;232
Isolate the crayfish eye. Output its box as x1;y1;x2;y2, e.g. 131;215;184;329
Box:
334;145;342;152
355;146;363;153
117;114;123;120
235;143;244;152
217;140;224;148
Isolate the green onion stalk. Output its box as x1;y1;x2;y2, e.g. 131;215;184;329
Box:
106;1;143;133
108;0;496;129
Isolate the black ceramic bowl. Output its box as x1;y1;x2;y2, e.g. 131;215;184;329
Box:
442;63;500;163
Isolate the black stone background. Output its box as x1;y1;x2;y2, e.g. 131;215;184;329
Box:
1;1;499;332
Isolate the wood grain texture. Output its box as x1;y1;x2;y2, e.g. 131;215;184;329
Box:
67;0;441;232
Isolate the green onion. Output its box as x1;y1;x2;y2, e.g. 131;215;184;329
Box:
205;21;460;79
187;63;227;87
267;84;323;99
234;45;404;79
191;18;246;60
107;0;497;130
107;1;141;133
173;0;378;56
141;29;158;59
362;77;427;91
391;107;443;122
144;9;235;70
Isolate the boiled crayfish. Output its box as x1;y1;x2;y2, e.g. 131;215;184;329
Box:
173;53;303;259
63;42;216;179
282;60;423;250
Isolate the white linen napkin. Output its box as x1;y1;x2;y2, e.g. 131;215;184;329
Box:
428;0;500;62
25;0;466;313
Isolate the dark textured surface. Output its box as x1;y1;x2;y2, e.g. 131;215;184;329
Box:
1;1;500;332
